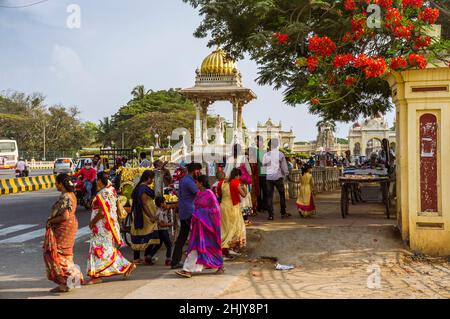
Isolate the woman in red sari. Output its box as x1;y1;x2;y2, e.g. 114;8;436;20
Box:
43;174;83;293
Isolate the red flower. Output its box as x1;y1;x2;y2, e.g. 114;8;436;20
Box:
344;0;357;11
408;54;427;69
307;56;319;72
311;98;320;106
390;57;408;70
342;32;353;42
273;33;289;45
402;0;423;9
309;35;337;57
392;23;414;38
363;57;388;79
377;0;393;8
414;35;431;49
418;8;440;25
344;76;357;87
354;54;371;68
352;16;366;34
333;54;354;69
385;8;402;28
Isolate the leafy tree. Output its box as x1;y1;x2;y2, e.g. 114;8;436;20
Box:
183;0;450;122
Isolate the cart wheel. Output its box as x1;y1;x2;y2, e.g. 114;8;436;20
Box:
121;214;133;247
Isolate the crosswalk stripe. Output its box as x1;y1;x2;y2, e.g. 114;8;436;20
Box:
0;224;38;237
0;228;45;244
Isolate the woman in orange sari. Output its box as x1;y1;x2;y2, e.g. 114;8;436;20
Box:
43;173;84;293
85;172;136;285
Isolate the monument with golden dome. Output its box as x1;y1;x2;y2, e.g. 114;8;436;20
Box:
180;48;257;147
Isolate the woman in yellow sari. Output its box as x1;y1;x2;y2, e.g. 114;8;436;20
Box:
219;168;247;257
85;172;136;285
296;164;316;217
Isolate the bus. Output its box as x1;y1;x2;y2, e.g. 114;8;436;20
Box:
0;140;19;169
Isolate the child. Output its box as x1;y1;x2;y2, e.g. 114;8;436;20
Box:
146;196;175;266
296;164;316;218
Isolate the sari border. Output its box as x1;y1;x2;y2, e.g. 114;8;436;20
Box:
96;194;123;246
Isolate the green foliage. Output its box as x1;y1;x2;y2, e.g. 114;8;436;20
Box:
0;91;87;157
183;0;450;122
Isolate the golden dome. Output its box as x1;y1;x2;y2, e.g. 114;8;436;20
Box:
200;48;237;75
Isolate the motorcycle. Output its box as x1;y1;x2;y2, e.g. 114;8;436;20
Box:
73;177;91;210
15;168;29;178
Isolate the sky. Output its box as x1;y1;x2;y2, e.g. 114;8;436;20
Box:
0;0;395;141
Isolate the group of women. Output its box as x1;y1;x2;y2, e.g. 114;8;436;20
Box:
44;172;136;293
43;152;317;291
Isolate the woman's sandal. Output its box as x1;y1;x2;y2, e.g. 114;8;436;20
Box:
175;270;192;278
83;278;103;286
123;263;137;280
215;267;225;275
49;286;70;293
133;259;144;265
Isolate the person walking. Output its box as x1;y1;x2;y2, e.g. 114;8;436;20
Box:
85;172;136;285
296;164;316;217
139;152;152;168
170;163;201;269
43;173;84;293
256;135;268;213
219;168;247;257
175;175;224;278
263;138;291;221
130;170;160;265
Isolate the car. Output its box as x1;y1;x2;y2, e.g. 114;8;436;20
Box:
53;158;74;175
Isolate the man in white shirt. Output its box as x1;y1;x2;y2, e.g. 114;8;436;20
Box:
263;138;291;221
16;158;26;173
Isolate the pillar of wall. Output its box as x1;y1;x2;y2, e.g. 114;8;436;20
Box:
388;66;450;256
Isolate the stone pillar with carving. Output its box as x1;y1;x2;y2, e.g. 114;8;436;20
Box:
201;101;209;145
388;62;450;256
194;102;203;146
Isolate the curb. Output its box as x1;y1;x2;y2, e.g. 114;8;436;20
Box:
0;175;56;195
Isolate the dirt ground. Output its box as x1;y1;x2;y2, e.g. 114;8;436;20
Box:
219;192;450;299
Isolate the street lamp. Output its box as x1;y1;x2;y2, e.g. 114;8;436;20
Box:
155;134;160;149
167;135;172;149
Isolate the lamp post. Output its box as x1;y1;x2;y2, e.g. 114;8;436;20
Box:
155;134;160;149
167;135;172;149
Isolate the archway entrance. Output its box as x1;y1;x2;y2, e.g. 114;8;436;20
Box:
366;138;382;157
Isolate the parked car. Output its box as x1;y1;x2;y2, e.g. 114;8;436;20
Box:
53;158;74;175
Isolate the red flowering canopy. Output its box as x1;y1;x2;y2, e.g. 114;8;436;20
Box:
277;0;447;109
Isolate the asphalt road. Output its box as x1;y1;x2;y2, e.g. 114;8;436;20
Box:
0;190;174;299
0;169;54;179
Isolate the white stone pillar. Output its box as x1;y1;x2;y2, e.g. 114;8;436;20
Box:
194;103;203;146
202;103;209;145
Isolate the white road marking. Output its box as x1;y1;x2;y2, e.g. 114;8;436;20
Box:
0;225;38;237
0;228;45;244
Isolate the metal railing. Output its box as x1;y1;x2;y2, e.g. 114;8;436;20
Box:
286;167;342;199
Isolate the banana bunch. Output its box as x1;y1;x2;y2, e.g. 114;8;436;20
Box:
117;167;153;183
164;194;178;203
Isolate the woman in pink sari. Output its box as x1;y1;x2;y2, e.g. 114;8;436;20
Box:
175;175;224;278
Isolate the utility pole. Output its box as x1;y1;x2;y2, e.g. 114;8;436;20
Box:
43;123;46;161
122;132;125;149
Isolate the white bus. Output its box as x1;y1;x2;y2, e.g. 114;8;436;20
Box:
0;140;19;169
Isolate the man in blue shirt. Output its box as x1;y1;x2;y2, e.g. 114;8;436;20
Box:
171;162;202;269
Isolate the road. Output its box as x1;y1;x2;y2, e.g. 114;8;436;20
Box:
0;169;53;179
0;190;245;299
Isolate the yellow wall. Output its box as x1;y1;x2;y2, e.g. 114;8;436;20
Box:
389;67;450;256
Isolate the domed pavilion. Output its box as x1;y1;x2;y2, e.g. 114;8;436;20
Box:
180;48;257;146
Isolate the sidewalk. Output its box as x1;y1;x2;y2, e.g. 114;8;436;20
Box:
31;191;450;299
219;192;450;299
